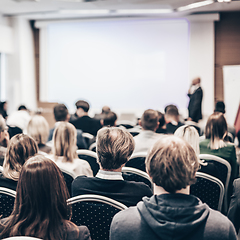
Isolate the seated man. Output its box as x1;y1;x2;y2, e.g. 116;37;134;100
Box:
72;127;153;207
70;100;102;136
165;105;184;134
133;109;162;154
48;103;87;149
110;136;237;240
0;116;9;166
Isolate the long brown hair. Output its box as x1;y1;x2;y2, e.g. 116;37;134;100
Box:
3;134;38;181
0;155;77;240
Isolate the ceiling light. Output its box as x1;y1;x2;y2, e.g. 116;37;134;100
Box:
177;0;214;11
117;9;173;14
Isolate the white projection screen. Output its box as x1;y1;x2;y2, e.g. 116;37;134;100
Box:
44;18;190;113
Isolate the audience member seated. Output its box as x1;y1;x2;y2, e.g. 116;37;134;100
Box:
174;125;219;179
228;178;240;234
72;127;153;207
49;122;93;177
102;111;117;127
0;116;9;166
48;103;87;149
110;136;237;240
165;105;184;134
0;134;38;190
133;109;162;154
0;155;91;240
94;105;111;120
27;114;51;154
7;105;31;133
70;100;102;136
156;111;167;134
199;112;237;198
214;101;235;142
0;101;8;119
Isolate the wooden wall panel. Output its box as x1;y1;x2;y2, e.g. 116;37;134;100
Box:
215;12;240;102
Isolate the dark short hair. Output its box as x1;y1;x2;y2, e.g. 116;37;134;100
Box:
146;136;199;193
214;101;225;114
97;127;135;170
18;105;27;111
166;105;179;116
141;109;159;131
164;104;178;114
157;111;165;128
75;100;90;112
103;111;117;126
53;104;68;122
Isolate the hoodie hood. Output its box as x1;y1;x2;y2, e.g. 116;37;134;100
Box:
137;194;210;240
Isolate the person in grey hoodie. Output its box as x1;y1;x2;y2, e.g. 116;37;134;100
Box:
110;135;237;240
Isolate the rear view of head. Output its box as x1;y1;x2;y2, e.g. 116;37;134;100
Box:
53;122;77;162
75;100;90;112
140;109;159;131
53;104;69;122
3;134;38;181
205;112;227;149
0;155;70;240
165;105;179;122
174;125;200;155
27;115;49;144
103;111;117;127
146;136;199;193
97;127;135;170
214;101;225;114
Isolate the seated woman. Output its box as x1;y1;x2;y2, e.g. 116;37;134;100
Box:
0;155;91;240
27;114;52;154
199;112;237;179
0;133;38;190
174;125;219;179
49;122;93;177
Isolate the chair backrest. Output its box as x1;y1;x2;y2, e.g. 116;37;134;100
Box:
190;172;224;211
59;168;76;197
199;153;231;211
0;187;16;218
122;166;153;190
116;120;136;129
2;237;43;240
89;142;97;152
77;149;99;176
125;152;147;172
82;132;95;148
67;194;127;240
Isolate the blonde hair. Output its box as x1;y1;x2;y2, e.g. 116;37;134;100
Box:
174;125;200;155
27;115;49;144
3;134;38;181
52;122;77;162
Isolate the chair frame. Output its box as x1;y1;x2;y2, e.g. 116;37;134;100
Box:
194;171;224;211
2;237;43;240
0;187;16;197
129;152;148;160
122;166;153;190
199;154;231;211
82;132;95;140
88;142;97;152
67;194;128;210
76;149;98;159
59;168;76;179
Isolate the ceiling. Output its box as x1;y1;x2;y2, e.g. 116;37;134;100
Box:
0;0;239;20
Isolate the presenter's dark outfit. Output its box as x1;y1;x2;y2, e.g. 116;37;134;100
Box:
188;87;203;122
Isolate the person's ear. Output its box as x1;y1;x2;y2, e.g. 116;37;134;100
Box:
100;119;104;126
139;119;142;127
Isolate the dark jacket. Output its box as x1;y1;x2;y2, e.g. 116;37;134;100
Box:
188;87;203;122
110;193;237;240
228;178;240;233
